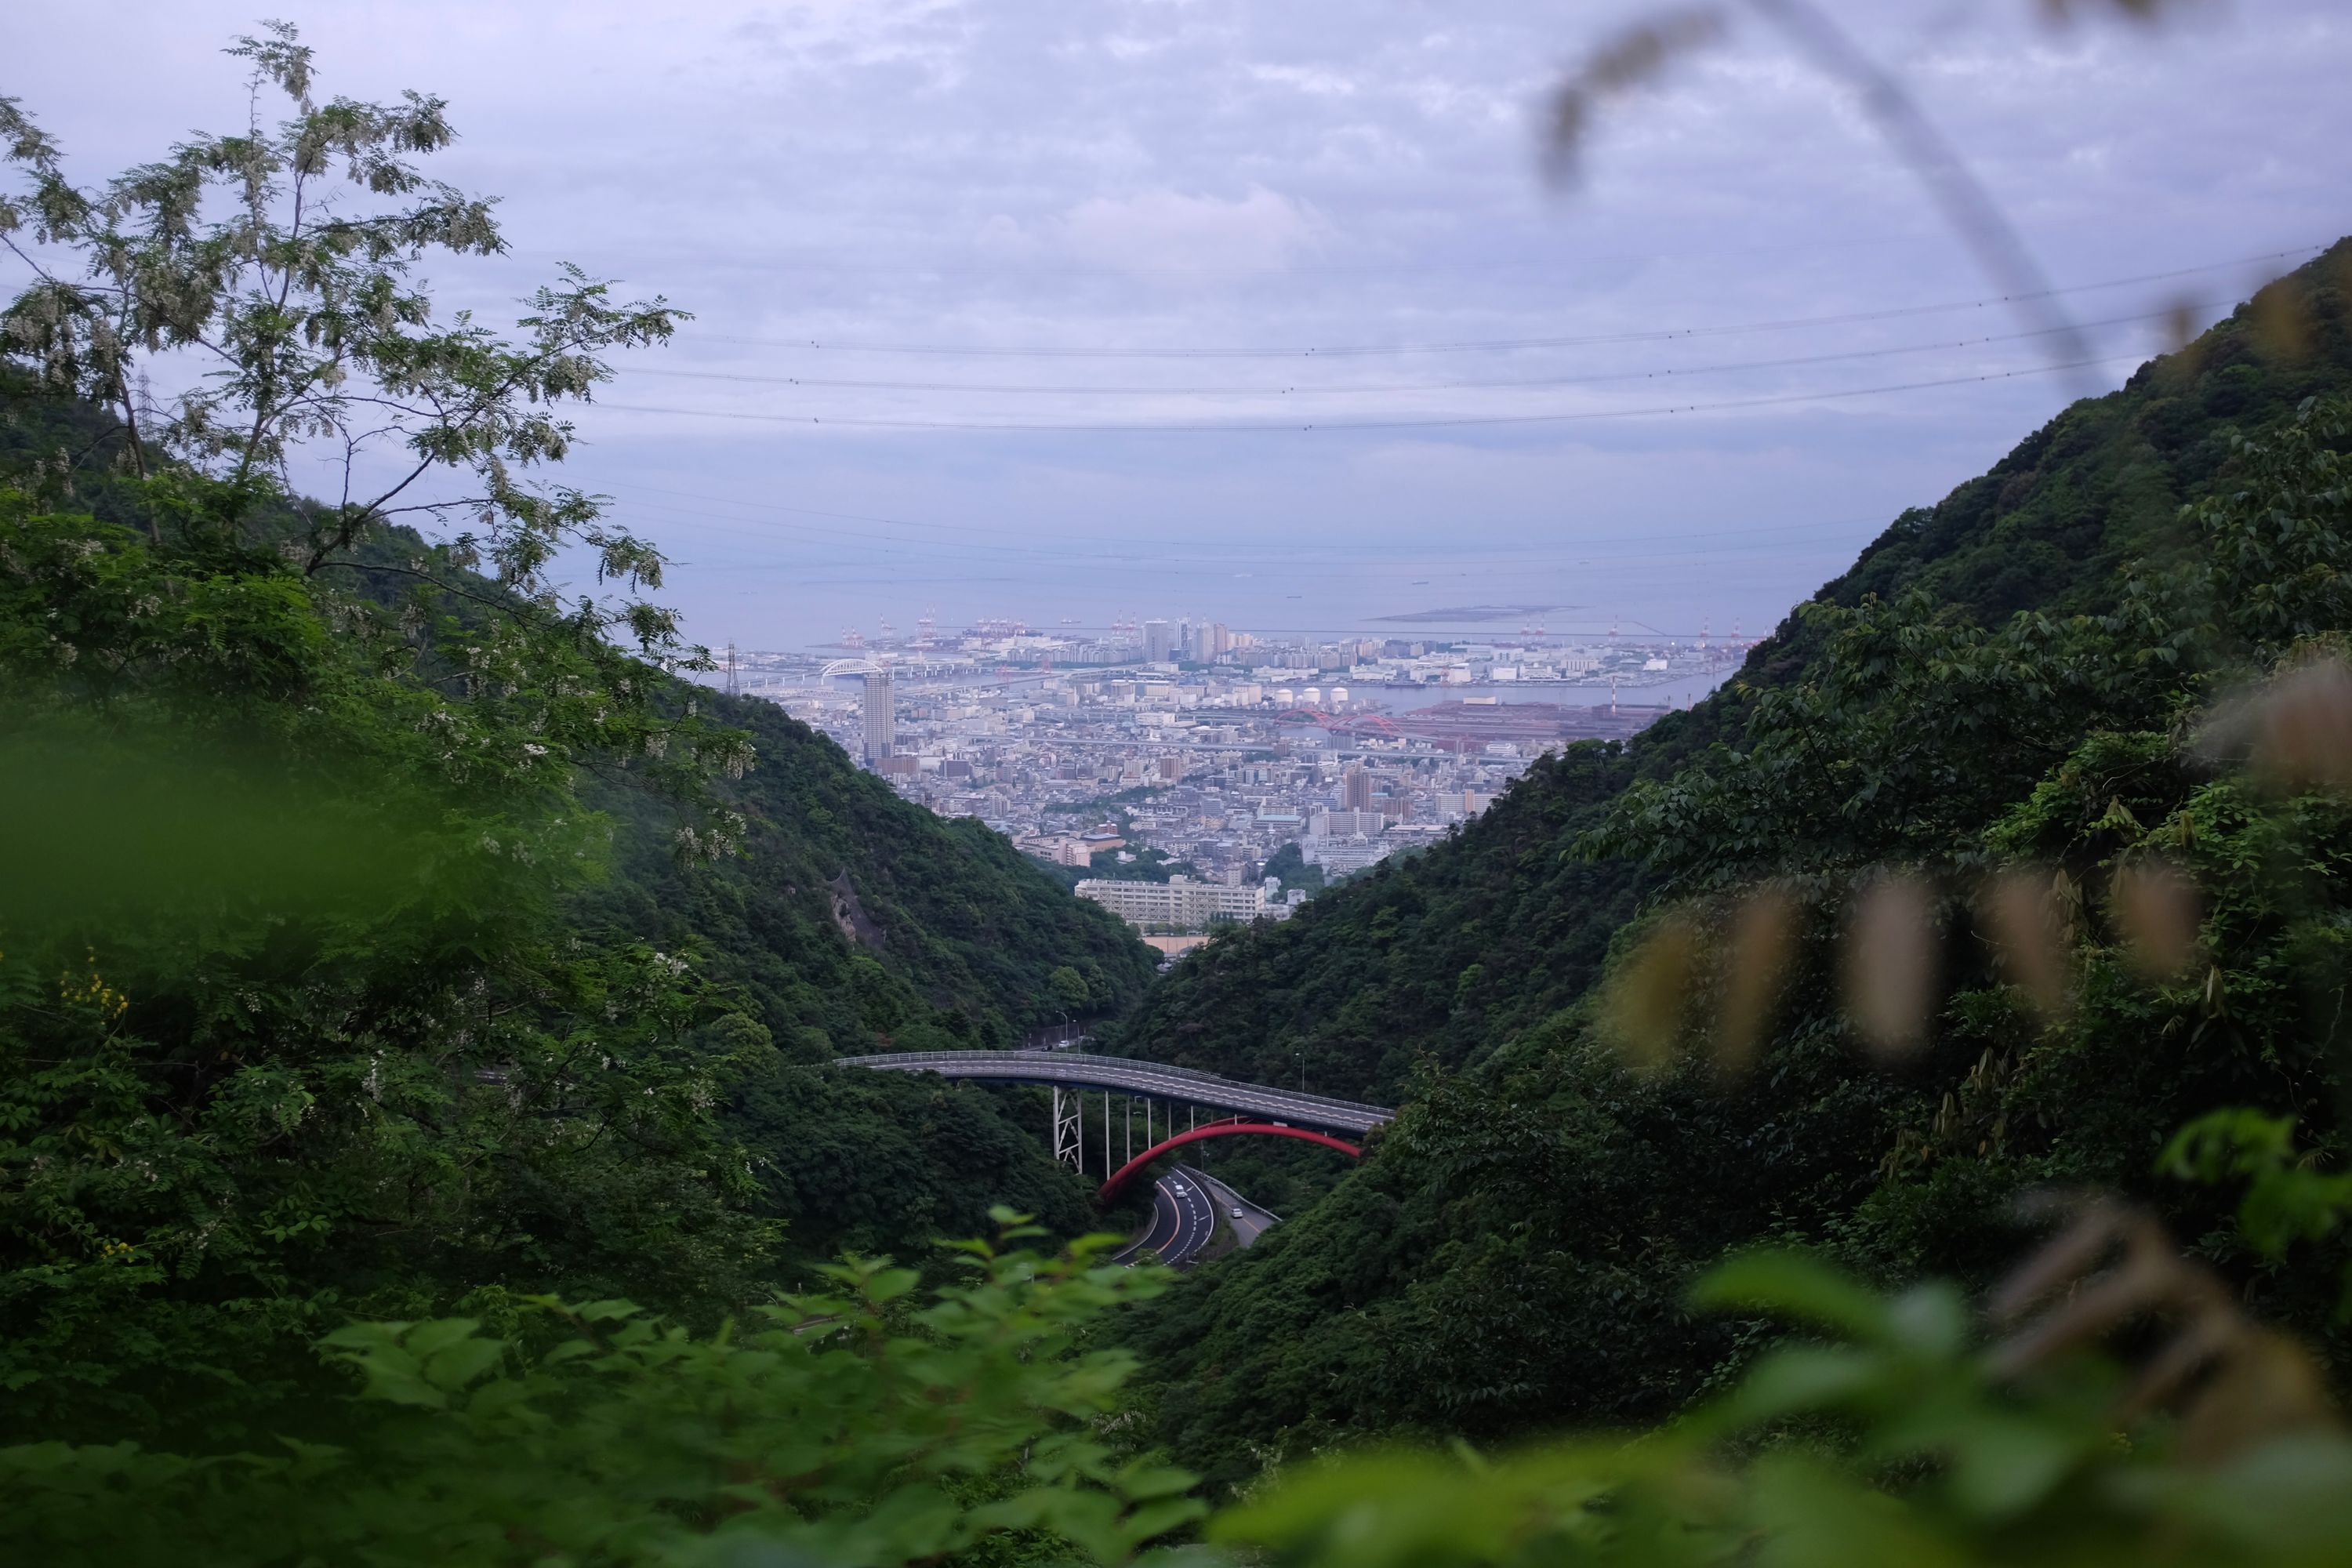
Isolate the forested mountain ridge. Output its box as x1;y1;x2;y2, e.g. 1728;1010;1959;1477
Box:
1118;241;2352;1493
1110;241;2352;1108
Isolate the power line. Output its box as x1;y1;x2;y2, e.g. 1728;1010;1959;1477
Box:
612;478;1890;551
682;539;1870;575
684;245;2316;360
613;489;1894;583
503;226;1944;281
622;500;1882;568
596;352;2140;434
628;309;2172;398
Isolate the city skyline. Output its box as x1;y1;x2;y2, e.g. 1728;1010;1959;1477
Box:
729;615;1733;934
733;601;1763;662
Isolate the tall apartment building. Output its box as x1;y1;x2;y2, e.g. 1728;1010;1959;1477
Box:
1342;764;1374;812
1143;619;1174;663
861;668;895;764
1075;875;1269;930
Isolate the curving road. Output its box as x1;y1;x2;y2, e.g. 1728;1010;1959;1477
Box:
1112;1170;1219;1269
833;1049;1392;1136
1112;1164;1281;1270
1188;1165;1280;1249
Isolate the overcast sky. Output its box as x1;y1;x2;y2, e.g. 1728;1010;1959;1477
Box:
9;1;2349;648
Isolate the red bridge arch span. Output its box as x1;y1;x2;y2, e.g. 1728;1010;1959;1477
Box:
1096;1120;1362;1205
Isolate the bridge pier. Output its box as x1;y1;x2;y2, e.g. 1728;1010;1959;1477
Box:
839;1051;1394;1181
1114;1098;1207;1170
1051;1086;1082;1171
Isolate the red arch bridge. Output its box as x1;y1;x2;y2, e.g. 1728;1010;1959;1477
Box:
1094;1119;1362;1203
834;1049;1391;1201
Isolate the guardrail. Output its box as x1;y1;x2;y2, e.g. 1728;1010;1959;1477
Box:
833;1048;1394;1134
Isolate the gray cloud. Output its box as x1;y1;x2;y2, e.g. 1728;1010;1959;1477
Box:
8;0;2350;642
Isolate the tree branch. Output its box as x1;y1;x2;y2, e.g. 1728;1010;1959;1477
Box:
1741;0;2093;385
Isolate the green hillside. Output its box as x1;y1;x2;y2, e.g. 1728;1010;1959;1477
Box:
0;370;1150;1439
593;691;1154;1059
587;688;1161;1276
1116;243;2352;1492
1113;244;2352;1109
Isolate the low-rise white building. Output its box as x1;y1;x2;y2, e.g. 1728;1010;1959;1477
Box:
1076;875;1274;930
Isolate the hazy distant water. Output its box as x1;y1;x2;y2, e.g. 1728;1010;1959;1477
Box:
768;662;1736;714
726;540;1841;656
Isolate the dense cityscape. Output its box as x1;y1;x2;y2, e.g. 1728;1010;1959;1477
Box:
708;615;1739;948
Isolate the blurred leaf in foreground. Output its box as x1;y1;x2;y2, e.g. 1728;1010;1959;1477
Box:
0;726;459;928
1218;1217;2352;1568
1844;872;1939;1058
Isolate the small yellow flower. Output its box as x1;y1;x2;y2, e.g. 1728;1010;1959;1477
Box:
59;948;129;1018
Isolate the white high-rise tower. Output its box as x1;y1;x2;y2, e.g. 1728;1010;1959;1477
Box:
862;668;895;764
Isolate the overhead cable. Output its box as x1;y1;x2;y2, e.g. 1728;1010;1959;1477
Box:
684;245;2316;360
630;310;2172;397
596;352;2141;434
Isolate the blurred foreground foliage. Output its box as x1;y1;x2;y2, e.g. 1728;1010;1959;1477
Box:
15;1220;2352;1568
0;477;782;1445
1223;1235;2352;1568
1;1221;1207;1567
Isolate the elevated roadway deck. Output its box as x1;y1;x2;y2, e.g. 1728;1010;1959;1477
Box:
833;1048;1393;1136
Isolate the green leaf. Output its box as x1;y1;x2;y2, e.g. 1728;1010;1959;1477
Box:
422;1337;506;1392
1750;1455;1967;1568
1707;1346;1888;1429
1116;1459;1200;1503
572;1299;640;1323
1690;1252;1892;1342
399;1318;483;1360
1121;1496;1213;1548
1940;1413;2085;1519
